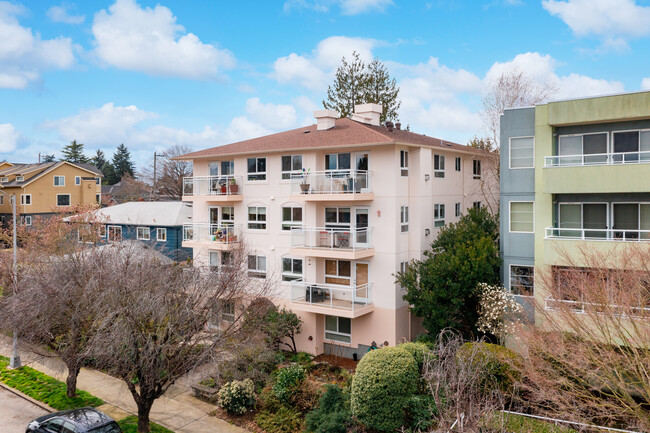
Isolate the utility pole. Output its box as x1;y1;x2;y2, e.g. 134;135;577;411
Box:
151;151;157;201
9;194;20;369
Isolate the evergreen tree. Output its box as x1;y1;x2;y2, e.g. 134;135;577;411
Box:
60;140;89;164
41;154;56;163
323;52;367;119
112;144;135;182
364;58;401;122
102;162;118;185
91;150;107;170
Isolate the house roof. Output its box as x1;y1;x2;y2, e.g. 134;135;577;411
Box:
0;161;102;187
176;118;484;160
95;201;193;226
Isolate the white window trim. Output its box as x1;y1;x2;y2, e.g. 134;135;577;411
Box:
107;225;122;242
23;215;32;226
75;176;81;185
137;227;150;240
473;159;482;179
157;227;167;242
282;257;303;282
509;264;534;298
400;150;409;177
247;205;267;231
281;205;303;231
434;203;445;228
248;254;267;278
221;300;236;322
324;316;351;344
246;157;267;182
509;201;535;233
400;205;409;233
509;136;535;169
56;193;71;207
16;176;24;182
21;194;32;205
99;225;106;238
281;154;303;181
434;154;445;178
455;202;461;217
53;175;65;186
96;177;101;185
1;177;8;183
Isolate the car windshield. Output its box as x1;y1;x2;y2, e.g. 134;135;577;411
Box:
88;422;121;433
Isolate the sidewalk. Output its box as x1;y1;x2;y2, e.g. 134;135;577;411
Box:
0;337;247;433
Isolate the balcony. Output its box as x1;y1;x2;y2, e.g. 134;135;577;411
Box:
290;227;374;259
544;151;650;168
289;280;373;318
290;170;373;201
182;223;241;250
182;176;243;202
545;227;650;242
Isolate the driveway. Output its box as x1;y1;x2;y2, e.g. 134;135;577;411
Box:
0;386;48;433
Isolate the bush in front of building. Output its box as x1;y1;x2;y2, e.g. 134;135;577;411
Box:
350;346;419;431
272;364;306;403
217;379;256;415
305;384;351;433
456;342;522;394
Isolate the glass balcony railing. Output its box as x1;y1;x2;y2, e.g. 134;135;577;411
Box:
182;223;241;244
182;176;242;197
290;227;372;251
544;151;650;167
289;280;372;312
290;170;371;195
545;226;650;241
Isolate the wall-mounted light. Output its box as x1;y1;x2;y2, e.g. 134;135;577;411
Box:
424;174;430;181
425;228;431;236
377;210;381;217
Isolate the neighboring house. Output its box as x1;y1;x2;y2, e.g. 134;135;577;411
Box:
95;201;193;262
177;104;495;358
0;161;102;226
500;90;650;327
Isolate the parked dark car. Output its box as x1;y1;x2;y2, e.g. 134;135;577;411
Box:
26;407;121;433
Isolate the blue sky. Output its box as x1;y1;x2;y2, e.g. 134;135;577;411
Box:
3;0;650;170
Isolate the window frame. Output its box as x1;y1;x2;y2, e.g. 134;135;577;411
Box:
510;264;534;297
156;227;167;242
282;257;303;281
455;157;461;172
325;315;351;344
75;176;81;185
221;300;236;322
23;215;32;226
473;159;481;179
21;194;31;205
248;254;267;278
509;136;535;169
434;203;446;228
509;201;535;233
281;155;303;180
96;177;101;185
473;201;481;210
455;202;461;217
136;226;150;240
16;176;24;182
99;225;106;238
400;150;409;176
53;175;65;186
1;177;7;183
434;154;445;178
325;259;352;285
56;194;71;207
247;157;267;181
400;205;409;233
247;206;267;230
325;153;352;172
282;205;303;231
107;225;122;242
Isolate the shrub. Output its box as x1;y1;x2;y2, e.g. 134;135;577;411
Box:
291;351;313;364
404;395;436;432
305;385;351;433
351;346;419;431
291;378;321;412
219;343;283;387
398;341;430;371
217;379;256;415
255;405;304;433
456;342;522;394
259;385;282;412
273;364;306;402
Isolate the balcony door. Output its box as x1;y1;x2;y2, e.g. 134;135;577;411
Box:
558;203;607;238
612;203;650;240
354;262;369;303
355;208;369;247
355;152;369;191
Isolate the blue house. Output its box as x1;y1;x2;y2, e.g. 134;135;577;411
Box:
96;201;193;261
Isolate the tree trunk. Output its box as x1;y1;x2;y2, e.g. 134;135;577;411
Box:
65;363;81;398
137;398;154;433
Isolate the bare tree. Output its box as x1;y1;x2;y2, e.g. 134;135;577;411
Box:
140;145;193;200
522;243;650;431
86;242;274;433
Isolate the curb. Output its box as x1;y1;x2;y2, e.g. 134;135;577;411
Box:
0;381;55;413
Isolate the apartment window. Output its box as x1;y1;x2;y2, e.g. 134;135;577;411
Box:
473;160;481;179
153;227;165;242
473;201;481;210
1;177;7;183
222;160;234;175
56;194;71;207
96;194;101;203
247;157;266;181
400;206;409;232
221;300;236;322
209;162;219;176
325;315;351;343
399;261;408;289
21;194;31;205
612;203;650;240
282;206;303;231
137;227;150;240
281;155;303;180
248;255;267;278
107;225;122;241
248;206;267;230
16;176;24;182
611;130;650;162
434;154;445;178
282;257;303;281
75;176;81;185
325;153;351;171
53;175;65;186
325;207;351;229
455;157;461;172
400;150;409;176
221;207;235;225
509;137;534;168
434;204;445;228
510;202;534;233
510;265;534;297
455;202;461;217
22;215;32;226
558;203;608;238
325;260;351;285
558;133;608;165
99;225;106;238
96;177;101;185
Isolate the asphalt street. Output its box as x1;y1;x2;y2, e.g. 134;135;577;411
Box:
0;386;47;433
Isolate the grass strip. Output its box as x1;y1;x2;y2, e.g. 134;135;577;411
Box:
491;412;578;433
0;355;104;410
117;415;175;433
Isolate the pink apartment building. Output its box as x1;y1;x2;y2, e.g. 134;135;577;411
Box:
178;104;493;358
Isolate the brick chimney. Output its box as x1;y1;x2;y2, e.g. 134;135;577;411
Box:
314;109;338;130
351;103;382;126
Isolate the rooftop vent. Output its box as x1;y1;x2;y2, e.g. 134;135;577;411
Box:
351;103;382;126
395;122;401;130
314;109;338;131
386;121;394;132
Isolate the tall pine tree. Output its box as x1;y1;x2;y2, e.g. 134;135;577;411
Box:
91;150;107;170
365;58;401;122
60;140;89;164
112;144;135;183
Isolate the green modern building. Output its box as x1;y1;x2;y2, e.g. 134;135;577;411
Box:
500;91;650;326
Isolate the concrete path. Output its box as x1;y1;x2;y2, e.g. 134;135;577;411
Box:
0;385;48;433
0;337;247;433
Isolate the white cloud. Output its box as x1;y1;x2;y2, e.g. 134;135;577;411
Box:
641;78;650;90
47;4;85;24
92;0;235;80
272;36;376;90
542;0;650;48
0;2;75;89
283;0;392;14
0;123;18;152
244;98;298;130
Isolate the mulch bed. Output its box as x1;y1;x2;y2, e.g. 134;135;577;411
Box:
312;354;358;371
212;407;262;433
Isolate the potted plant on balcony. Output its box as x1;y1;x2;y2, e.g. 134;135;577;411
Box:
227;177;239;194
300;168;310;193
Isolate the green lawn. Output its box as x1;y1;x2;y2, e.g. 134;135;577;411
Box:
0;355;104;410
492;412;578;433
117;416;174;433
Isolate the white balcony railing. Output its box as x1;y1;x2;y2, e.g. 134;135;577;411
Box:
544;151;650;167
545;296;650;317
290;280;372;311
545;226;650;242
291;170;371;195
183;223;241;244
182;175;242;197
290;227;372;251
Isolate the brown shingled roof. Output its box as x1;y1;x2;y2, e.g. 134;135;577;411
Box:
176;118;483;160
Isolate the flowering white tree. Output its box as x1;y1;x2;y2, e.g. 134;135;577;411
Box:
476;283;522;344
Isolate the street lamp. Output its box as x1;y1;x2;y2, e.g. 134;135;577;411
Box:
0;190;20;368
